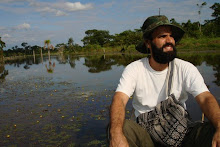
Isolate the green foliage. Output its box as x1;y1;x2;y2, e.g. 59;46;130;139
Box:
210;3;220;21
0;37;5;62
112;29;142;49
177;37;220;50
182;20;202;38
81;29;112;47
0;37;6;49
84;44;102;52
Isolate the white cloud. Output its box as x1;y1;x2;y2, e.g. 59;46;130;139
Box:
29;1;93;16
56;10;68;16
0;0;93;17
62;2;93;11
2;34;10;38
36;6;68;16
36;6;55;13
15;23;31;30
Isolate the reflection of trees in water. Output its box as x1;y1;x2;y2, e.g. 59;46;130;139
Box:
178;54;204;66
83;54;145;73
56;53;68;64
2;53;220;85
179;53;220;86
55;54;80;69
45;61;56;73
84;55;117;73
0;64;8;79
69;55;80;69
4;56;42;68
115;54;146;66
204;54;220;86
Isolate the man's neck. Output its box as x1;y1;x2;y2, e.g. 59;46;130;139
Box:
149;57;168;71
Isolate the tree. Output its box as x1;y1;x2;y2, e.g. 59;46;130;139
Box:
55;43;67;53
182;20;201;38
210;3;220;36
0;37;6;63
21;42;28;49
197;2;207;32
67;37;75;52
21;42;29;55
44;40;54;61
81;29;112;47
210;3;220;22
68;37;74;46
203;3;220;37
170;18;181;27
112;29;141;50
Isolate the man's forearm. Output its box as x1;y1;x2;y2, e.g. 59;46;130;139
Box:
110;97;126;135
196;92;220;129
110;92;129;135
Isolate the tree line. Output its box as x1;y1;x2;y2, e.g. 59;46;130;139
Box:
0;2;219;57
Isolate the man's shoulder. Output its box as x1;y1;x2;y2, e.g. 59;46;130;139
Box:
174;58;194;66
174;58;197;71
127;57;148;67
123;57;148;73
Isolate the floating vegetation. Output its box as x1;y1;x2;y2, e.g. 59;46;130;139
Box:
0;73;115;146
87;139;104;146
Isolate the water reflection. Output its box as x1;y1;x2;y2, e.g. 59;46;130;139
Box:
0;53;219;146
3;53;220;86
0;64;8;79
2;53;220;87
0;52;8;79
45;61;56;73
205;54;220;86
84;55;117;73
83;54;146;73
178;53;220;87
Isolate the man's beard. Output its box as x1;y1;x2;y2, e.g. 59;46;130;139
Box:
151;42;177;64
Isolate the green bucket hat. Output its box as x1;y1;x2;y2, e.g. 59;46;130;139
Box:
136;15;185;54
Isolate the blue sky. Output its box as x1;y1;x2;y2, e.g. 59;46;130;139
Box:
0;0;218;49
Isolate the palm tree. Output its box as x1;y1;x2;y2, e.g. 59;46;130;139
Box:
21;42;28;56
44;40;54;61
68;37;75;52
197;2;207;32
0;37;6;63
68;37;74;46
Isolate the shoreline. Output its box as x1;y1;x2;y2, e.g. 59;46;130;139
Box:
2;49;220;62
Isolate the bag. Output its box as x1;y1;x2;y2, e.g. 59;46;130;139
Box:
137;61;191;147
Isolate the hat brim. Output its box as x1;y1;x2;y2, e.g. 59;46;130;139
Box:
136;24;185;54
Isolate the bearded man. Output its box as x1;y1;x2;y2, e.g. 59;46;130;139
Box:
109;15;220;147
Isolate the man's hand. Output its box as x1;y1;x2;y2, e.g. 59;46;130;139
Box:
196;92;220;147
212;128;220;147
110;132;129;147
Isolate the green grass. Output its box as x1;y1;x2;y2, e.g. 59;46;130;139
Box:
177;37;220;51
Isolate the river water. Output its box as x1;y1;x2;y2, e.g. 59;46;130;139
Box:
0;53;219;146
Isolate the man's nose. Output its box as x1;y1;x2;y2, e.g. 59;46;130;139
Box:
166;36;175;44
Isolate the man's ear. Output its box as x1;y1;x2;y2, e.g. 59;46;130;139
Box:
144;40;151;49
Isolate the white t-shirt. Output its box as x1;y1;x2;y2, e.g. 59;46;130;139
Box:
116;57;209;117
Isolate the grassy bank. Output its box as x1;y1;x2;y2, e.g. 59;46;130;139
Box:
2;37;220;61
177;37;220;51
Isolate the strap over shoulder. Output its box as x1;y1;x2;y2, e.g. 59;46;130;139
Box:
166;60;175;96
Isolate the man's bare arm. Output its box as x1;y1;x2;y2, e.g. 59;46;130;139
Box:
196;91;220;147
110;92;129;147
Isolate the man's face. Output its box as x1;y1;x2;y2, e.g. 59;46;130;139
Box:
149;26;176;64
